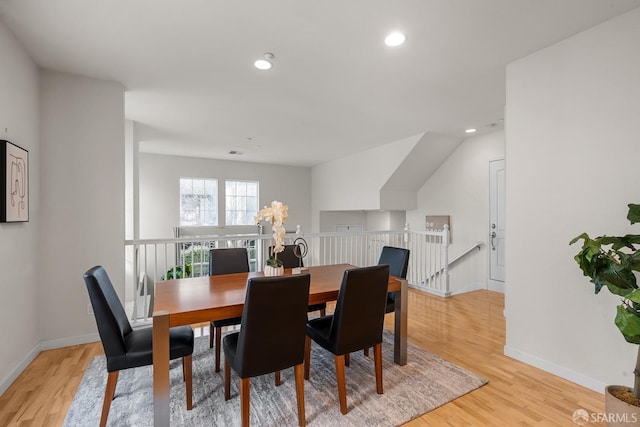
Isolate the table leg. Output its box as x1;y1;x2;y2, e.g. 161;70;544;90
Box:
393;279;408;365
153;310;170;426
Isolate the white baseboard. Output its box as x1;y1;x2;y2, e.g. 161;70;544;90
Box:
504;345;606;394
488;279;505;293
40;332;100;350
1;333;101;396
409;283;451;297
0;343;40;396
450;282;485;296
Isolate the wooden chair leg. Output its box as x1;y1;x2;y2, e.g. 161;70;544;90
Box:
215;326;222;372
363;348;369;357
304;336;311;380
295;364;306;426
334;355;348;414
345;352;350;367
224;358;231;401
320;307;326;317
209;321;214;348
184;355;193;410
275;370;281;386
240;377;250;427
374;343;383;394
100;371;118;427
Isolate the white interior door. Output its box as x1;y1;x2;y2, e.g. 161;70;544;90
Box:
489;159;506;283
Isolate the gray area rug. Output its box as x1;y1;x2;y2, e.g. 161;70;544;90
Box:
64;331;487;426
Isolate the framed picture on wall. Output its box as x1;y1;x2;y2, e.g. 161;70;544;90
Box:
1;140;29;223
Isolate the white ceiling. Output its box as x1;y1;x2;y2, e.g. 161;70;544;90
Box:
1;0;639;167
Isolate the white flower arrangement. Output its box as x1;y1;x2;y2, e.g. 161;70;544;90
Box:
255;200;289;267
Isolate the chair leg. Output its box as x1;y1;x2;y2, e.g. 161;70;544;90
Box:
184;355;193;410
100;371;118;427
345;353;350;367
215;326;222;372
334;354;348;415
320;307;326;317
209;321;214;348
304;336;311;380
294;364;306;426
240;377;250;427
275;370;281;386
224;358;231;401
374;343;383;394
363;348;369;357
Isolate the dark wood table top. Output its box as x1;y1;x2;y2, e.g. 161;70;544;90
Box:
154;263;401;327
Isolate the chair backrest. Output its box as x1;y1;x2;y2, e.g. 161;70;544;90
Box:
378;246;410;279
83;266;132;360
232;274;311;378
329;264;390;354
268;244;304;268
209;247;250;276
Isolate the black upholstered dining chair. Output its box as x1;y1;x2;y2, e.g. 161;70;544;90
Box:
223;274;311;427
269;244;327;317
83;266;194;427
304;264;390;415
360;246;410;359
209;247;250;372
378;245;410;313
269;244;303;268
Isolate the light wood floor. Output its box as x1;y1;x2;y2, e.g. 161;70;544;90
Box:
0;289;605;426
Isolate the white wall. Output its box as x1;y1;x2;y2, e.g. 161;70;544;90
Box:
318;210;406;234
505;7;640;392
139;153;312;238
365;210;406;231
311;134;419;231
0;20;40;394
406;130;505;294
38;70;125;344
319;211;367;233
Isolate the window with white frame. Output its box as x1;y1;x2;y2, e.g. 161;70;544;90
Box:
179;178;218;226
225;180;258;226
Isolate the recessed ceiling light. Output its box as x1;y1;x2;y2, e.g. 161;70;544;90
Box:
465;128;477;134
254;52;275;70
385;32;406;47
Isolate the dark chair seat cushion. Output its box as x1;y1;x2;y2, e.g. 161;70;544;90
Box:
107;325;194;372
305;316;334;352
222;331;239;368
385;293;396;314
212;317;242;328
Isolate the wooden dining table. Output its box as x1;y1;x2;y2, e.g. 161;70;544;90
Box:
152;263;408;426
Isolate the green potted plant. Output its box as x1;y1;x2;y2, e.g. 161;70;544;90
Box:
571;203;640;422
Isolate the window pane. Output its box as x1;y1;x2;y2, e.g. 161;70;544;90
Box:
180;178;193;194
224;180;258;225
180;178;217;226
237;182;246;196
246;196;257;212
247;182;257;197
192;179;204;195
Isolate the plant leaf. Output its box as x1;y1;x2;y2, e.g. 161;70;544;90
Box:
595;261;637;296
571;233;603;281
628;204;640;225
599;234;640;250
615;304;640;345
626;289;640;304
